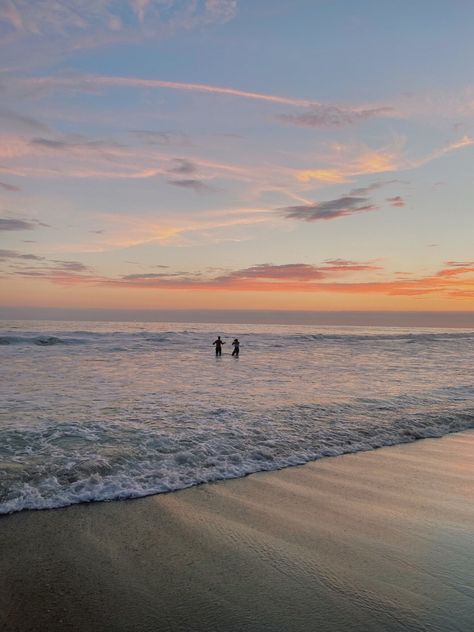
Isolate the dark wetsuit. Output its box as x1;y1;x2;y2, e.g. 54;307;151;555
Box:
213;339;224;356
232;340;240;357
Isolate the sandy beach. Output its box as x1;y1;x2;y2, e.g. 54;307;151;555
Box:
1;431;473;632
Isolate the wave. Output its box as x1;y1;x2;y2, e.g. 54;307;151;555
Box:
0;335;84;346
1;329;473;347
289;331;474;342
1;401;473;515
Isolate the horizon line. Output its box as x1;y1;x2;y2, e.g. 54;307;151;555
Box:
1;307;473;328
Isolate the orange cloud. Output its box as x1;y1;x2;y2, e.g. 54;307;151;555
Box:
297;169;348;184
296;149;399;183
5;260;474;302
295;135;472;183
354;150;398;175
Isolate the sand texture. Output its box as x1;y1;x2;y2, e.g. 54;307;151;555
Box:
1;431;473;632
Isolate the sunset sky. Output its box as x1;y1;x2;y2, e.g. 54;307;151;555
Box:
1;0;473;315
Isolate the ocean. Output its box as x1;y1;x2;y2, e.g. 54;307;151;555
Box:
1;320;473;514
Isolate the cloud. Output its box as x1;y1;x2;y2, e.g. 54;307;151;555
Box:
0;131;251;184
167;178;215;192
50;260;89;272
216;260;381;282
0;249;89;277
296;149;399;183
104;259;383;288
0;1;238;49
107;260;474;299
281;196;377;222
296;169;349;184
0;218;35;230
122;272;188;280
0;181;20;192
222;263;327;281
435;261;474;278
293;134;472;185
22;73;313;107
168;158;198;175
348;180;405;196
444;260;474;267
131;130;189;146
131;0;151;24
30;135;125;152
280;179;409;222
278;105;394;128
321;259;383;272
5;256;473;302
0;109;49;133
0;249;44;260
386;196;405;207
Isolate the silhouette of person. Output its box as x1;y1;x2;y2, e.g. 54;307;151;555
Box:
213;336;225;356
231;338;240;357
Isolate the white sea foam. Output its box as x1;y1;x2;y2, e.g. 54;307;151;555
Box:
0;320;473;514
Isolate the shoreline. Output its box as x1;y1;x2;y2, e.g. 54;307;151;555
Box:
2;424;474;516
1;430;473;631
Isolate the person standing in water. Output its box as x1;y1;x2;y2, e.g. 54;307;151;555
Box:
232;338;240;357
213;336;225;356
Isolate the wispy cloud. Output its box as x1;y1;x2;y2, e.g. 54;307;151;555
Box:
0;248;89;275
0;1;238;52
0;218;35;231
131;130;190;146
296;149;399;183
0;131;253;184
168;158;198;175
278;105;394;128
0;108;50;133
295;136;473;183
386;196;405;207
21;74;314;107
0;181;21;192
281;196;377;222
49;205;275;253
167;178;215;193
0;249;44;261
348;180;406;196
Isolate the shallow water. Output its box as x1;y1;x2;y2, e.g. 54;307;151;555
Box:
1;320;473;514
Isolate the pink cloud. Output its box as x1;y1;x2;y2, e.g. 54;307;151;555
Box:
23;74;314;107
9;260;471;302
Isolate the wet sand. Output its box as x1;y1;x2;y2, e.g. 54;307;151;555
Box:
1;431;473;632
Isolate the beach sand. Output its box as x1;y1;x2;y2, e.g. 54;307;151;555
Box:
1;431;473;632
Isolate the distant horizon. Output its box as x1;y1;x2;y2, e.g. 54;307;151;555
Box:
1;307;473;328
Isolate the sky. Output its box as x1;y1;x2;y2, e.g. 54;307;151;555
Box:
0;0;473;317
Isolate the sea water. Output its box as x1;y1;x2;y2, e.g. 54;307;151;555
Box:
1;320;473;514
